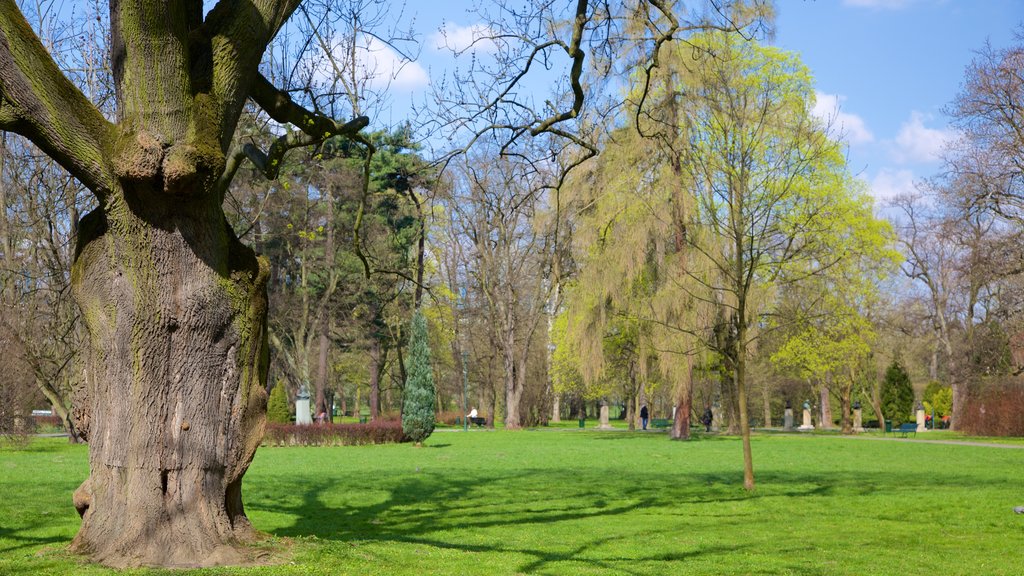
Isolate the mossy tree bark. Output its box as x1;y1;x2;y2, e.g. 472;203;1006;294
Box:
0;0;366;567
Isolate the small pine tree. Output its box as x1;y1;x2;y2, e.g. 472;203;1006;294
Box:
881;360;913;425
402;311;436;445
267;380;291;424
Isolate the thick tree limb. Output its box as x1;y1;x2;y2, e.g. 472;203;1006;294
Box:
0;0;115;197
217;73;370;194
202;0;305;148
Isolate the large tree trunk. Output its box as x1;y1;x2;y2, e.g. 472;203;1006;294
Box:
0;0;368;568
70;195;269;568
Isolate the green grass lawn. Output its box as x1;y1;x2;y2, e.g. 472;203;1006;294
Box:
2;431;1023;575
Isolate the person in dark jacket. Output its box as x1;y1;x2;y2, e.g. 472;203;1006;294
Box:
701;406;713;432
640;405;649;430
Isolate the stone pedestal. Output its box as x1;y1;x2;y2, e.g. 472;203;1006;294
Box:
916;407;926;432
295;398;311;425
597;402;613;430
711;404;721;432
783;408;794;431
853;407;864;433
798;408;814;431
296;383;312;425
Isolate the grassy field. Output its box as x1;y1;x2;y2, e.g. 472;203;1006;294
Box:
2;430;1023;575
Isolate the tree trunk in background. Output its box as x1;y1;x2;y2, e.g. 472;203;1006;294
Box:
71;194;269;567
819;386;833;429
490;376;501;428
839;376;853;435
547;281;561;422
626;369;636;431
871;384;885;434
721;372;741;435
451;340;464;414
369;339;383;420
670;356;693;440
315;327;330;420
735;320;754;491
502;330;523;429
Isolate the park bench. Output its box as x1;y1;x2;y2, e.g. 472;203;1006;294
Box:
893;422;917;437
651;418;670;429
469;417;487;428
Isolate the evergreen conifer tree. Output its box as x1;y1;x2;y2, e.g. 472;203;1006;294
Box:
881;360;914;425
267;380;291;424
402;311;436;445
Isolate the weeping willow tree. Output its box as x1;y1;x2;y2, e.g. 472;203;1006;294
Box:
556;115;718;440
559;30;891;491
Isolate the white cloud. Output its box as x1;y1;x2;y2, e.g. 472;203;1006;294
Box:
890;111;956;164
842;0;915;9
868;168;919;203
431;23;498;53
812;91;874;145
307;35;429;93
360;36;429;90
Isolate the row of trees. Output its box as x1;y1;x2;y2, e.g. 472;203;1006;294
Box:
1;0;1021;568
889;30;1024;435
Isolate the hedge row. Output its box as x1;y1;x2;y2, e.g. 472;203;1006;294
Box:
263;420;407;447
960;381;1024;437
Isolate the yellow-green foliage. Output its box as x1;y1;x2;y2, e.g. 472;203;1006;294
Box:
559;29;896;404
267;380;290;424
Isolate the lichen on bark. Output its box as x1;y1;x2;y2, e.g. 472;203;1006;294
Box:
70;189;270;567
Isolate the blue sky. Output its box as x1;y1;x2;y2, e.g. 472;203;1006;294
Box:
352;0;1022;205
774;0;1022;205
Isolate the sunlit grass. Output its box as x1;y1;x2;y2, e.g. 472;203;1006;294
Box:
2;430;1023;575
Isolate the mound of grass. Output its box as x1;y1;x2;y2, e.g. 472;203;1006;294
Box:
2;432;1023;575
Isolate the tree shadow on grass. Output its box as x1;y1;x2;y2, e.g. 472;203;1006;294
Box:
247;461;1011;574
0;524;68;555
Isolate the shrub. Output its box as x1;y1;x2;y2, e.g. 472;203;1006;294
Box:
402;311;436;445
263;420;407;447
930;387;953;418
881;360;913;424
922;381;952;418
267;380;291;424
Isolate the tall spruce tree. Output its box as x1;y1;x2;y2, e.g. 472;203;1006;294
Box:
402;311;436;445
882;360;914;425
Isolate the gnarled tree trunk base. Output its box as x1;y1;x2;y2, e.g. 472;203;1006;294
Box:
70;194;269;568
